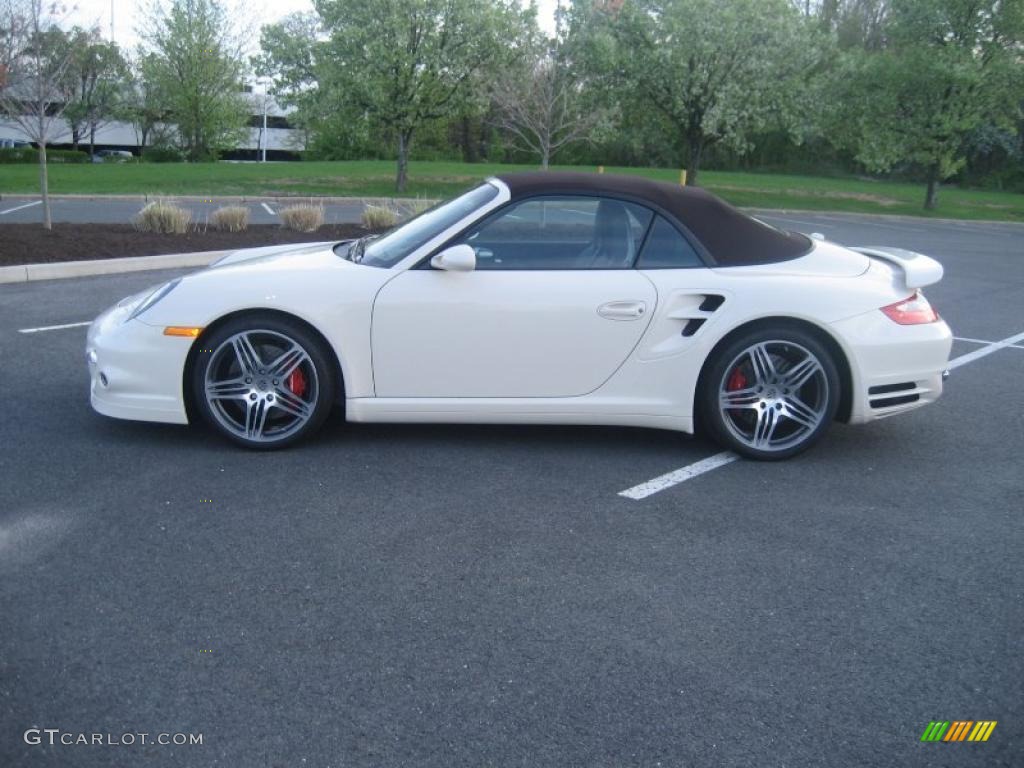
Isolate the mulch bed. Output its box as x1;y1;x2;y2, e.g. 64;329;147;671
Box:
0;223;378;266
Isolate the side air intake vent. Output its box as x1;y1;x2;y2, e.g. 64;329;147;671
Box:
681;319;705;337
698;295;725;312
676;294;726;338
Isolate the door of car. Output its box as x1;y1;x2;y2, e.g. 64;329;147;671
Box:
371;196;658;398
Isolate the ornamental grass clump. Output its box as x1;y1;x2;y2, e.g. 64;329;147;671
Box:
280;203;325;232
210;205;250;232
133;200;192;234
361;203;399;229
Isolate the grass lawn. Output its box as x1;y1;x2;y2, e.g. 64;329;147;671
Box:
1;159;1022;221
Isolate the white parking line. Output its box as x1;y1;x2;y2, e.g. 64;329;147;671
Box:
18;321;91;334
756;215;831;231
948;330;1024;370
261;203;275;216
1;200;42;215
620;330;1024;500
954;335;1024;351
810;213;930;234
618;452;738;500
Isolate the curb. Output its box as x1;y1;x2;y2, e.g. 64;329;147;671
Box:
0;249;230;285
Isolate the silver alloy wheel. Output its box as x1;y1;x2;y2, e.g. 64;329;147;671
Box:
717;340;829;453
203;329;319;443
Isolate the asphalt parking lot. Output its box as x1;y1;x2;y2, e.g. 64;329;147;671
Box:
1;212;1021;767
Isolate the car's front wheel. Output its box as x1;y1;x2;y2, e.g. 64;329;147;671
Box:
700;327;840;460
192;315;337;449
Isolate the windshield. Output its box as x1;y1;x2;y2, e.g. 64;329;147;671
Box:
349;182;500;268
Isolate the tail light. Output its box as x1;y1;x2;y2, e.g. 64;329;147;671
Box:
880;292;939;325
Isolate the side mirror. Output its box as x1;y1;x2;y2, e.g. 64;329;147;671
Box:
430;244;476;272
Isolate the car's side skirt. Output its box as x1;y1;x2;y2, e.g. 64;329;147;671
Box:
346;397;694;434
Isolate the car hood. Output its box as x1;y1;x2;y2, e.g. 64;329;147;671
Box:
207;240;345;269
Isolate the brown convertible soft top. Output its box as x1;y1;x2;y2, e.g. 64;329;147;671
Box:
495;171;811;267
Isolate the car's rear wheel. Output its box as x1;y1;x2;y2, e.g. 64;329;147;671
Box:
192;316;337;449
700;327;840;460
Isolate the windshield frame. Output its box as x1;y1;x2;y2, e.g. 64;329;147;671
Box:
344;181;507;269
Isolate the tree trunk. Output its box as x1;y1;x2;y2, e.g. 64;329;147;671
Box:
71;126;80;151
459;116;477;163
396;130;412;193
687;137;705;186
89;124;96;158
540;147;550;170
924;165;940;210
39;142;52;230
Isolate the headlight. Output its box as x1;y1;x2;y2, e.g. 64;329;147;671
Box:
125;279;181;322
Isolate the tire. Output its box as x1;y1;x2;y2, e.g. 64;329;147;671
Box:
699;326;840;461
191;315;337;449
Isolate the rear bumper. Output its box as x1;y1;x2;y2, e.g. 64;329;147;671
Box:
86;306;190;425
830;311;953;424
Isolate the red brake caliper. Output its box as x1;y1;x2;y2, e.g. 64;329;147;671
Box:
727;367;747;391
286;368;307;398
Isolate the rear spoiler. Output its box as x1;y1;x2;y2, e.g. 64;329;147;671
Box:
848;246;944;290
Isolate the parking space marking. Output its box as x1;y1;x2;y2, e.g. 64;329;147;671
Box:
1;200;41;215
948;330;1024;370
954;335;1024;351
810;213;930;234
18;321;91;334
756;215;831;231
619;330;1024;500
619;451;738;500
261;203;275;216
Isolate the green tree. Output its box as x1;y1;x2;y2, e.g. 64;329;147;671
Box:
491;13;607;169
254;12;367;160
63;28;128;155
0;0;76;229
261;0;530;191
141;0;248;161
117;54;175;156
574;0;823;185
831;0;1024;209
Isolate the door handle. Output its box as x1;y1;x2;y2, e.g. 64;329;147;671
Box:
598;301;647;321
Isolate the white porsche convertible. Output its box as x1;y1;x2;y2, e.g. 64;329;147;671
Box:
86;172;952;460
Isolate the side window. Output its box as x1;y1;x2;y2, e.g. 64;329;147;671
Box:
455;196;653;270
636;216;704;269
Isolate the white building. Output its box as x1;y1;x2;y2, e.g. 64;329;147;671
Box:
0;91;305;158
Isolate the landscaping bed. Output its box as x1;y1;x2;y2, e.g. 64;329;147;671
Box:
0;223;376;266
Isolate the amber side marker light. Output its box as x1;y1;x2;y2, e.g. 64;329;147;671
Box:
164;326;204;338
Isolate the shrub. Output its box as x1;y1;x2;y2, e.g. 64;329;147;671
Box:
0;147;90;164
398;197;435;220
210;205;250;232
141;146;184;163
361;203;398;229
133;201;192;234
279;203;324;232
45;149;91;164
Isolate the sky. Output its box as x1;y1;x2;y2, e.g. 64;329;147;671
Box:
66;0;561;57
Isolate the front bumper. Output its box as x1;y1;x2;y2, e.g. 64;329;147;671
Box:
86;305;191;425
830;311;953;424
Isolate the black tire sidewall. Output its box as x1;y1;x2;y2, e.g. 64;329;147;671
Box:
700;326;840;461
191;315;336;449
